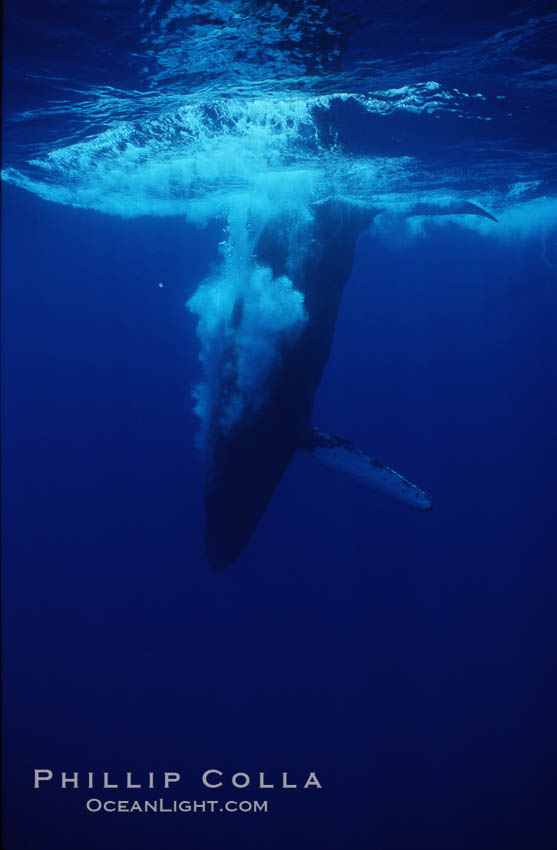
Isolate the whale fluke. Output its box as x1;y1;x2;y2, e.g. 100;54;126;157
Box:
300;427;432;511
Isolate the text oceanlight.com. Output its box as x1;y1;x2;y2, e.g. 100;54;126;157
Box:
86;799;269;814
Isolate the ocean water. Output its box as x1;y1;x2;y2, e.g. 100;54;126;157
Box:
2;2;557;849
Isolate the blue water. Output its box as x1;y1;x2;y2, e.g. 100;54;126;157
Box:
2;2;557;849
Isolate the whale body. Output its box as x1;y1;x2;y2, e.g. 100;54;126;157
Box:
203;198;496;569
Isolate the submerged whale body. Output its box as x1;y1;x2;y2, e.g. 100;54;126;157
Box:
203;198;496;569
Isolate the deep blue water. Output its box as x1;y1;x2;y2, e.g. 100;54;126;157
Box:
2;2;557;849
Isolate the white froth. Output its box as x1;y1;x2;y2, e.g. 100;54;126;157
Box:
3;87;557;441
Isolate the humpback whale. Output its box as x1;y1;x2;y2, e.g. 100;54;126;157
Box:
202;198;497;569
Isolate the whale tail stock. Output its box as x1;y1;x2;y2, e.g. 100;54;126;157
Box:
300;426;432;511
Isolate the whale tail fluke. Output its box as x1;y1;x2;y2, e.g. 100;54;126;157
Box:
300;426;432;511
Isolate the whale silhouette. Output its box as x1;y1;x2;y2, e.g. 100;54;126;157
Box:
203;198;497;569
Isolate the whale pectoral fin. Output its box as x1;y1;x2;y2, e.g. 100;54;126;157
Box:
404;200;498;222
300;427;432;511
312;196;498;224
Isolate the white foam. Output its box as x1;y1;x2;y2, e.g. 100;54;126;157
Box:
3;87;557;440
1;87;503;223
187;200;308;440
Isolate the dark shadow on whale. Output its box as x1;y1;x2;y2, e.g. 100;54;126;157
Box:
203;198;497;569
